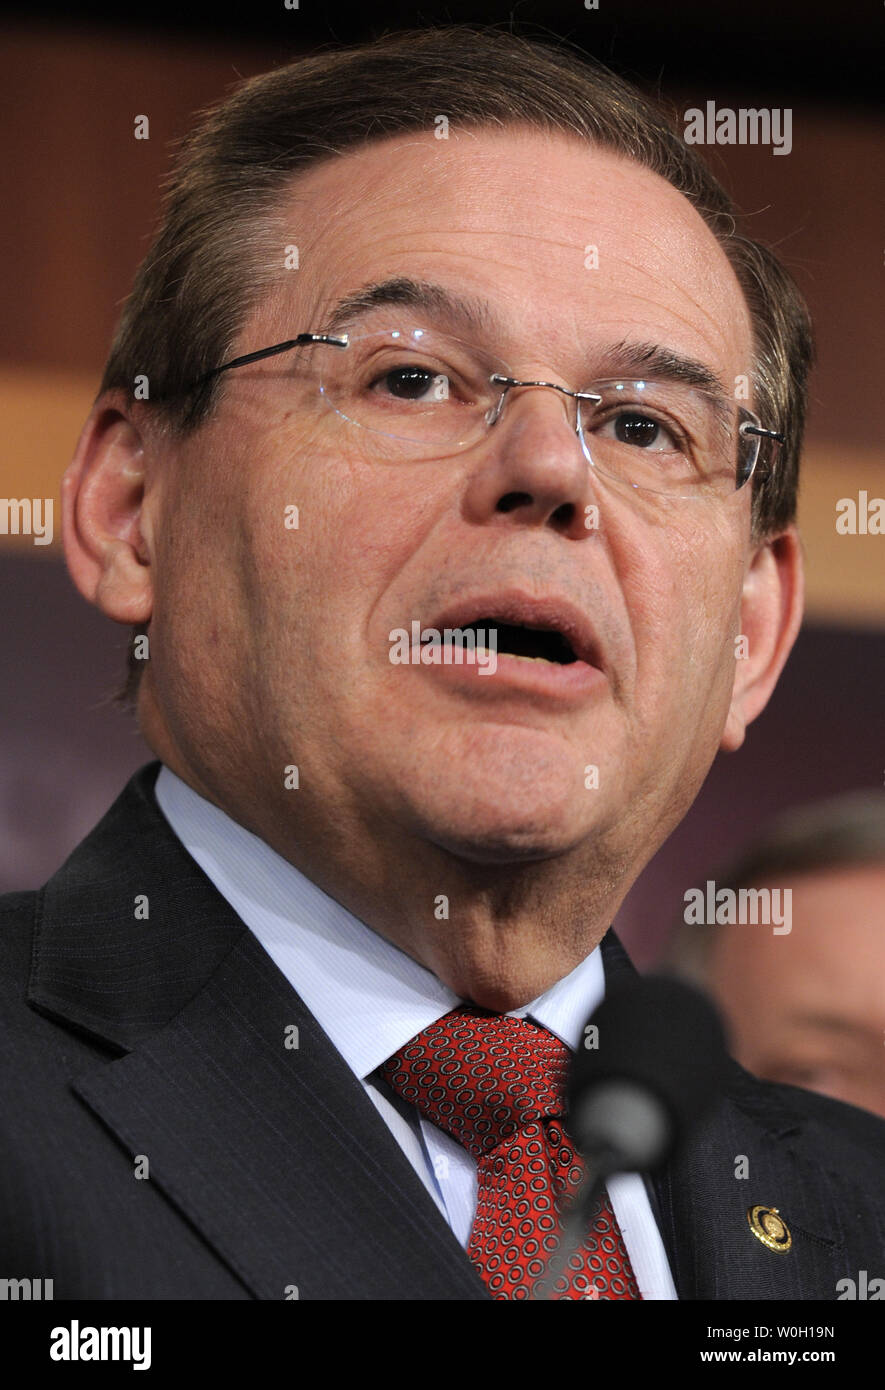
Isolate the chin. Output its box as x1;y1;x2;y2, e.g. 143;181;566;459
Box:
416;789;591;866
378;724;608;862
430;830;576;866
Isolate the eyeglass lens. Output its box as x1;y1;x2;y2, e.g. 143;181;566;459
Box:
291;327;759;497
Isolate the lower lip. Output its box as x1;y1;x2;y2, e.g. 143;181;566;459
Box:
420;651;606;703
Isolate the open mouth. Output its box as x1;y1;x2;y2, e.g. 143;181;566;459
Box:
457;619;579;665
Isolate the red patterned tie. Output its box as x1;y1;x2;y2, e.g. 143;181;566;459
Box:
381;1005;641;1300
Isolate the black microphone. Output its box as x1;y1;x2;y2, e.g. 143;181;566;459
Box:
536;974;730;1299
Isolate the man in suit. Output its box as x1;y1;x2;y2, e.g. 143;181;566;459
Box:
3;27;884;1300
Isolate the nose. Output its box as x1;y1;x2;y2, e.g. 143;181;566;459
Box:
486;374;601;429
463;377;602;536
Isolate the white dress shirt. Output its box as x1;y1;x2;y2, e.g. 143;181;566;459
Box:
154;764;677;1299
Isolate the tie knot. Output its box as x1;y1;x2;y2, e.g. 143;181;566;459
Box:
381;1005;570;1159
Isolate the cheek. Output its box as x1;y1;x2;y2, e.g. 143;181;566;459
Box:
672;516;744;639
236;423;451;662
619;510;743;707
152;462;238;644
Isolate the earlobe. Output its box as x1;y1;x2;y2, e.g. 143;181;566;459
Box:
62;393;155;625
720;701;747;753
720;527;804;753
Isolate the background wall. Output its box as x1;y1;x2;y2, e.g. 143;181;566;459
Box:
1;7;881;963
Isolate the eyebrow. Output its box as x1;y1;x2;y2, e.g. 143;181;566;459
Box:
602;341;734;421
322;276;498;339
321;276;733;416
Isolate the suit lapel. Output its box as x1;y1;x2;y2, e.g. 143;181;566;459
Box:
29;762;849;1301
654;1067;850;1300
30;763;488;1300
599;934;848;1299
72;929;488;1299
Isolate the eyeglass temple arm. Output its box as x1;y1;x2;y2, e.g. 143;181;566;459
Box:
740;422;785;445
191;332;349;388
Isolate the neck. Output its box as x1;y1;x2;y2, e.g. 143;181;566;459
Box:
158;762;632;1013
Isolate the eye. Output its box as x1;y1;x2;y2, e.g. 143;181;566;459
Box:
372;363;451;402
598;410;681;452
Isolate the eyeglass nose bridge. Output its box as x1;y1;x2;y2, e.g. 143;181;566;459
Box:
485;373;603;431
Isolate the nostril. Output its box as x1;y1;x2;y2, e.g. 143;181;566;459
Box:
551;502;575;527
496;492;533;513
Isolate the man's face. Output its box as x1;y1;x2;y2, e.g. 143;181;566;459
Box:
144;128;757;875
706;865;885;1120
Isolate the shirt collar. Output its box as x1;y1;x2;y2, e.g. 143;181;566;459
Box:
154;765;605;1080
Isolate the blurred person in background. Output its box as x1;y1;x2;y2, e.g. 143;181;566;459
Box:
666;791;885;1120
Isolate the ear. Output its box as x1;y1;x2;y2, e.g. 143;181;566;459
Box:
61;392;155;624
720;526;804;752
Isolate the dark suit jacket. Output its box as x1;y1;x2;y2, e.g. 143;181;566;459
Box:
2;762;884;1300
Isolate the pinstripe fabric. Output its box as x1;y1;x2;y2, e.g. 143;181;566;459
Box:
2;761;884;1299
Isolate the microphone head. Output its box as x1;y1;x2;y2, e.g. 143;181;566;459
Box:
567;973;730;1165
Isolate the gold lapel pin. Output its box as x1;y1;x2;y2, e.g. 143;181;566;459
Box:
747;1204;792;1252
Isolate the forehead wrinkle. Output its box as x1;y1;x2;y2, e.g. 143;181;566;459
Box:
355;182;729;295
363;227;744;364
295;159;715;288
281;127;738;279
257;151;748;381
575;243;743;340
